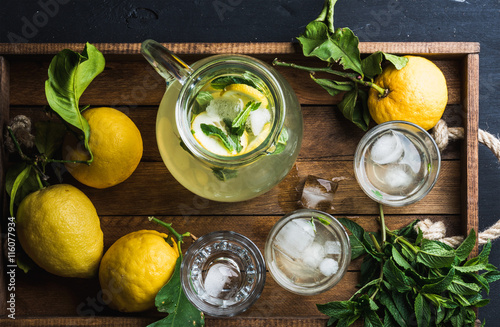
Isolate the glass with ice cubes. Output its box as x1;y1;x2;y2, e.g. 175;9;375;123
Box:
265;209;351;295
142;40;303;202
354;121;441;206
180;231;266;317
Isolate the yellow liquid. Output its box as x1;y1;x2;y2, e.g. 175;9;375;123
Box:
156;80;300;202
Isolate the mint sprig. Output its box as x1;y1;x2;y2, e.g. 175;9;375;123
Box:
319;205;500;326
273;0;409;131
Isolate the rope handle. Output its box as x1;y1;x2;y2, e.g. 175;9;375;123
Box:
416;119;500;247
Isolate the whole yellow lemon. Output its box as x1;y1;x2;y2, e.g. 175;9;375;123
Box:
368;55;448;130
16;184;103;278
63;107;143;189
99;230;179;312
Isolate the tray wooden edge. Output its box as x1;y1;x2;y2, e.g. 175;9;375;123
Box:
0;41;480;56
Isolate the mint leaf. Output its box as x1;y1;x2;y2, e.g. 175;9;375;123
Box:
455;229;476;261
193;91;213;115
378;292;407;326
150;257;205;327
421;267;455;294
231;101;260;136
417;239;456;268
273;127;289;155
212;167;238;181
415;293;431;327
210;73;262;91
200;123;234;152
45;42;105;161
383;259;413;292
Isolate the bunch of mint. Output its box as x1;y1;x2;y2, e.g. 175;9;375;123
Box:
320;213;500;327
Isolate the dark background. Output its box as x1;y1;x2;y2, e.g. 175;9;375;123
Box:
1;0;499;323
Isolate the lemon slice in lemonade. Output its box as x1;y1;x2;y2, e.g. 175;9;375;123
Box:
191;112;248;156
221;84;269;108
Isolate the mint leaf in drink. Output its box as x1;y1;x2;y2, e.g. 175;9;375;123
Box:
231;101;261;136
211;75;257;90
193;91;213;115
200;123;234;152
272;127;288;155
212;167;238;181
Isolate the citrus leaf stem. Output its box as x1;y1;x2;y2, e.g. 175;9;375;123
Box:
272;59;387;96
148;216;188;243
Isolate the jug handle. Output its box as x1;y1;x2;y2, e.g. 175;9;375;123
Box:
141;39;194;86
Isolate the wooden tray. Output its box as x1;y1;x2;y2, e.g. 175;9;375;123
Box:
0;42;479;326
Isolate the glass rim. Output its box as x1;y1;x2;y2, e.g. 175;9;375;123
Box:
353;120;441;207
180;230;266;317
264;209;351;296
176;54;286;168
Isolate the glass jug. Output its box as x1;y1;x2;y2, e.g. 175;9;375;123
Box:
141;40;303;202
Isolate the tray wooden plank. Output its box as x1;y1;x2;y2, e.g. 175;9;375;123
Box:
0;42;479;326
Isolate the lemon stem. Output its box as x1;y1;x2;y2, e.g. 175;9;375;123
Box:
272;59;389;97
148;216;186;242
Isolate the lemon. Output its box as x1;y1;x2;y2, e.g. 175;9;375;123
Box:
221;84;269;108
63;107;143;189
367;55;448;130
99;230;179;312
191;111;249;156
16;184;103;278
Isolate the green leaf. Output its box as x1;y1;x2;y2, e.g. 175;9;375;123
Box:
311;75;353;97
317;300;355;318
361;52;384;80
5;163;40;212
361;52;409;80
391;246;412;271
364;310;383;327
297;22;363;75
454;263;488;273
6;164;38;216
200;123;234;152
483;270;500;283
478;239;492;263
455;229;476;262
414;293;431;327
378;292;407;326
272;127;289;155
339;218;376;256
212;167;238;181
395;219;419;240
421;267;455;294
150;257;205;327
417;239;456;268
359;255;380;288
350;235;366;260
383;259;413;292
193;91;213;115
391;292;413;325
45;43;105;159
210;74;260;90
34;121;67;159
338;88;370;131
231;101;260;136
447;276;481;296
383;53;409;70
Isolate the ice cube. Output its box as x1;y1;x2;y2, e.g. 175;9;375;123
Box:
206;97;243;121
384;165;413;189
246;107;271;135
319;258;339;277
398;135;422;174
301;242;325;268
203;263;239;299
324;241;342;255
300;175;339;210
274;218;316;259
370;131;404;165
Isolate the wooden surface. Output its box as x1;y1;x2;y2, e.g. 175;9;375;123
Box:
0;42;479;326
